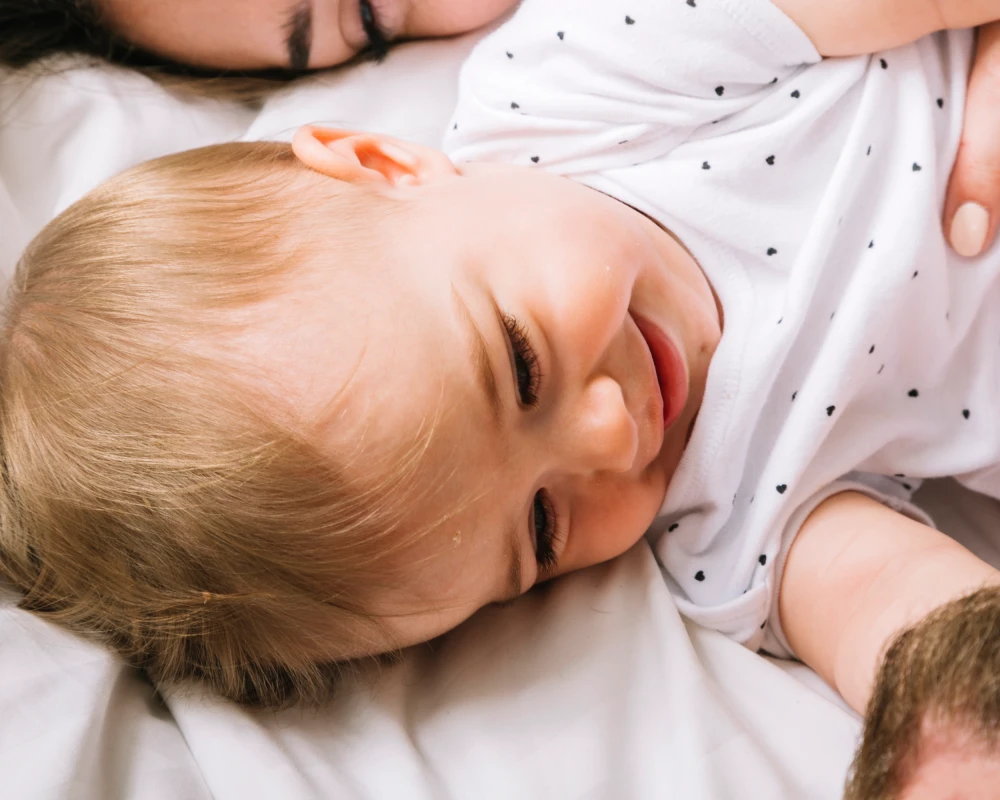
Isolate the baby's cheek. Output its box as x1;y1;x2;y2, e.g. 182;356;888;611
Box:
546;268;633;365
562;483;660;573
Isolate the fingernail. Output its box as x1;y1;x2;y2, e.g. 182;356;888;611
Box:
951;202;990;258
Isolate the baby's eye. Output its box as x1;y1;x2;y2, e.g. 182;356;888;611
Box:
532;490;559;573
502;313;541;406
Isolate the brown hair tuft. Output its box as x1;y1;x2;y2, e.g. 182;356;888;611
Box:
845;586;1000;799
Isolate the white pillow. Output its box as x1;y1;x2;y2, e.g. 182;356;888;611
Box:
0;64;252;278
245;34;478;144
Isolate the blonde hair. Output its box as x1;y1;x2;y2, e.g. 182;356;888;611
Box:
0;142;426;708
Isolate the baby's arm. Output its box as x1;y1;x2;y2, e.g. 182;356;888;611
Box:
774;0;1000;56
778;491;1000;714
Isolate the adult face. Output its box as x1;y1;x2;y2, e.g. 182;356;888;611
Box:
97;0;520;71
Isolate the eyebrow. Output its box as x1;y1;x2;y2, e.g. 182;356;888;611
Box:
451;287;523;601
284;1;313;71
502;521;523;603
452;287;505;430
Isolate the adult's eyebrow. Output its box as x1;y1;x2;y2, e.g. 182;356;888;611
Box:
452;287;505;431
284;1;313;71
502;519;523;603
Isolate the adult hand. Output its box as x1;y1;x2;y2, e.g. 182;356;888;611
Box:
946;23;1000;258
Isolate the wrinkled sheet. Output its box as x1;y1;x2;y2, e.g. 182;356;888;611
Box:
2;32;994;800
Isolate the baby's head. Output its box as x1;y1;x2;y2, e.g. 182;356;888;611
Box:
0;128;720;706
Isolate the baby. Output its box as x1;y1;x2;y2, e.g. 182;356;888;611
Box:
3;0;1000;793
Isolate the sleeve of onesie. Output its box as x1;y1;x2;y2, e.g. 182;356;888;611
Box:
760;472;935;660
445;0;821;175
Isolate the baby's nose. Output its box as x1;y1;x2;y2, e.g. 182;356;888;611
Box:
560;375;637;475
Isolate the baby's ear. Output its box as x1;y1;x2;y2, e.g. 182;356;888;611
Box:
291;126;458;188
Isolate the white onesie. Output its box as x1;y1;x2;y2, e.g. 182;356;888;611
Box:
444;0;998;656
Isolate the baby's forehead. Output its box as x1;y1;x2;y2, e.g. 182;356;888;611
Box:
235;255;483;450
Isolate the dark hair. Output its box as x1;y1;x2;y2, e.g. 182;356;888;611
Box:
0;0;138;69
0;0;310;84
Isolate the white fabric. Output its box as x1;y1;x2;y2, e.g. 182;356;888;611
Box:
446;0;988;649
0;27;990;800
169;546;862;800
0;65;255;279
2;544;864;800
0;590;213;800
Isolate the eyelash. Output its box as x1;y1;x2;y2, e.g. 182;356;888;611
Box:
501;314;559;572
502;313;541;407
532;490;560;573
359;0;391;61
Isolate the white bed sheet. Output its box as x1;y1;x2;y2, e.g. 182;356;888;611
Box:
2;34;996;800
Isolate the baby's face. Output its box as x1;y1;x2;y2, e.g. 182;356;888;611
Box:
98;0;519;71
249;133;722;653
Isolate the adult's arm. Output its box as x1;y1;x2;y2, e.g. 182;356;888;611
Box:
773;0;1000;56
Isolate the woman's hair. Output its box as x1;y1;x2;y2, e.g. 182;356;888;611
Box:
0;0;125;69
844;586;1000;799
0;1;308;101
0;141;429;708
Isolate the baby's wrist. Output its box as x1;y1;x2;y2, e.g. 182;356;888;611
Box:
832;544;1000;716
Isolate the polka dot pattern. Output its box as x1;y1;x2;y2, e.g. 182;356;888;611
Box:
448;0;991;650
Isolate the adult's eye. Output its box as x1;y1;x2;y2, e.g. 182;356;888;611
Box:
359;0;390;59
532;490;558;572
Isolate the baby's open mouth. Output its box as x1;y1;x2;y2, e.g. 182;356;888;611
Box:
633;315;689;431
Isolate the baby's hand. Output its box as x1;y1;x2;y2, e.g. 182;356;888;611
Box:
844;588;1000;799
947;23;1000;258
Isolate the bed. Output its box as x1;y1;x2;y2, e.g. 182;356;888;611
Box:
2;31;997;799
